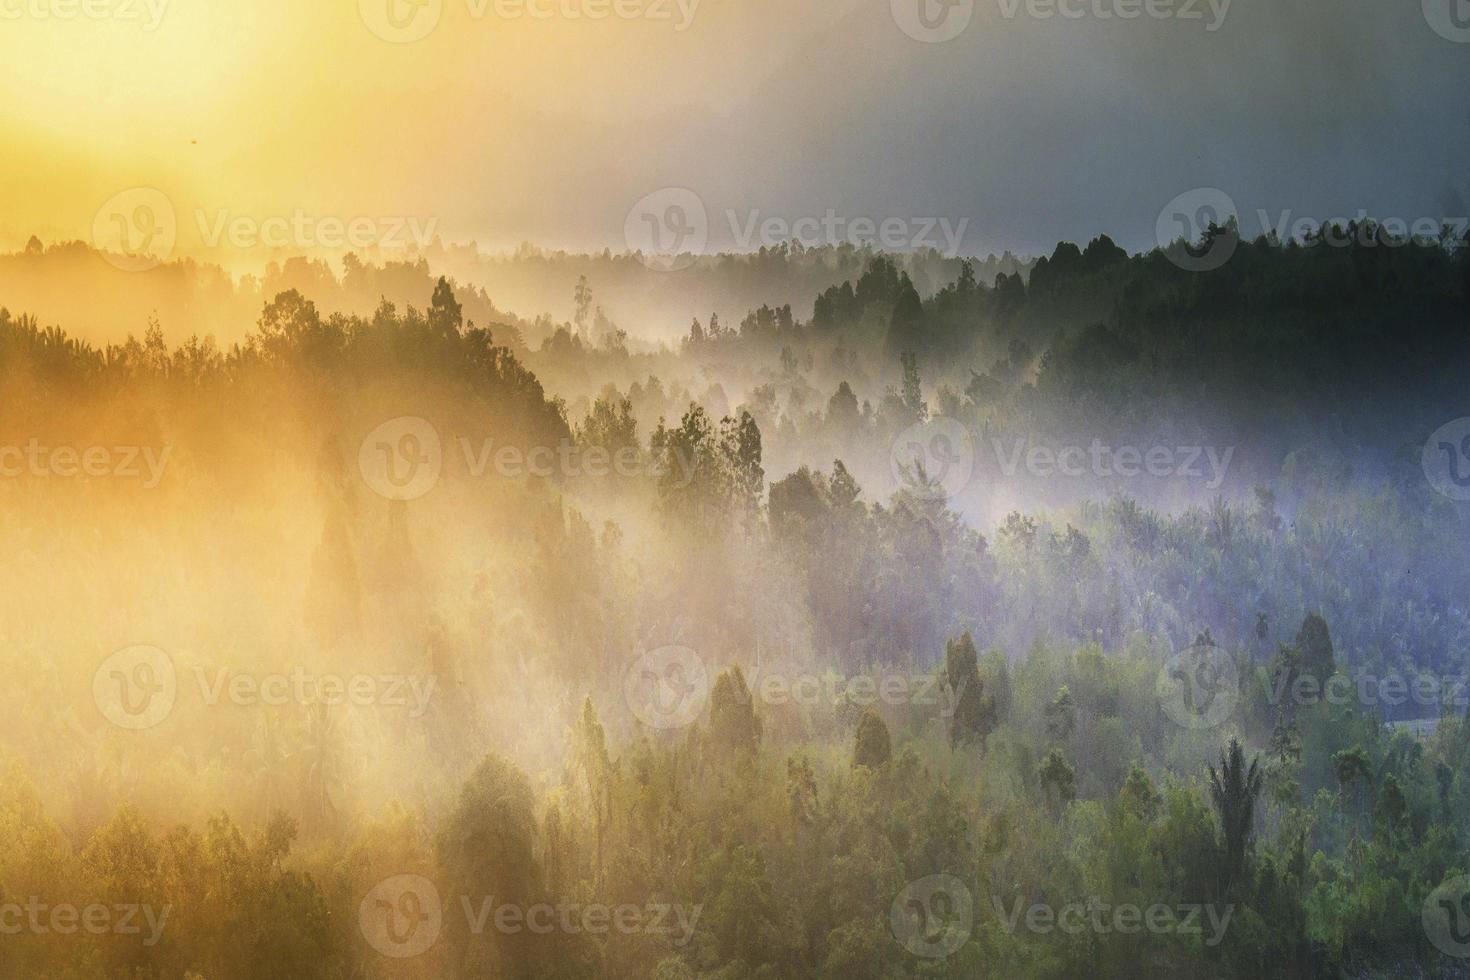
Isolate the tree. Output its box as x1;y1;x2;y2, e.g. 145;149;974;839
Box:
709;666;761;762
1208;738;1263;894
826;381;861;438
573;275;592;335
571;698;614;889
1372;772;1407;844
428;276;463;337
887;279;925;363
1045;686;1076;742
1333;746;1372;835
1265;716;1302;807
852;709;892;770
898;350;926;421
1119;762;1161;823
579;388;638;454
438;754;544;978
1038;748;1076;816
944;633;995;750
1295;613;1335;684
721;410;765;523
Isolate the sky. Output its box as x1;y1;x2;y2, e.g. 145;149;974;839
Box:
2;0;1468;262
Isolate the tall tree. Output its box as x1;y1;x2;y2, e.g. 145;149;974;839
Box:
1208;737;1264;894
709;666;761;763
944;632;995;750
852;709;892;770
1295;613;1335;684
1038;748;1076;817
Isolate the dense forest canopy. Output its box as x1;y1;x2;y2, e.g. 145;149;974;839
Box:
1;220;1469;978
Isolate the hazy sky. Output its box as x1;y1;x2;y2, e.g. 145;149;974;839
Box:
3;0;1468;261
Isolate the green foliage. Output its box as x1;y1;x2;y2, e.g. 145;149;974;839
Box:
851;709;891;770
709;667;762;763
1209;739;1264;896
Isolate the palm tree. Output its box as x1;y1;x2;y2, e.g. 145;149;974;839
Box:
1209;737;1263;895
294;703;351;833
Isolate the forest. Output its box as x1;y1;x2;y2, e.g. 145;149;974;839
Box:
1;219;1469;979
